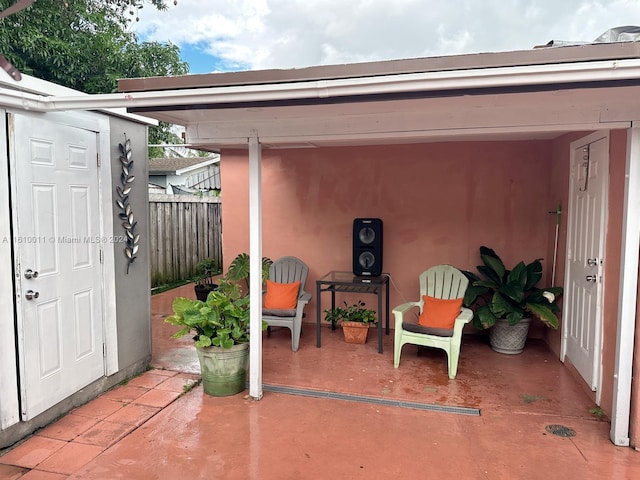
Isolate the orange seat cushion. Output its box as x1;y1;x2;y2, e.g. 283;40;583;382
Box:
418;295;463;329
264;280;301;310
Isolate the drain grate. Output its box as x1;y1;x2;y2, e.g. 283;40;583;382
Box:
545;424;576;437
261;384;481;416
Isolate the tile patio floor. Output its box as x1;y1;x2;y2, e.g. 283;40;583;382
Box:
1;283;638;479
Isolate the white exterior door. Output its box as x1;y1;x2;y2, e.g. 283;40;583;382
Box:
563;133;608;396
10;113;105;420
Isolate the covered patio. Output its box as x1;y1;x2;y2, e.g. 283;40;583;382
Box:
150;286;599;418
1;283;638;479
1;38;639;455
115;41;640;447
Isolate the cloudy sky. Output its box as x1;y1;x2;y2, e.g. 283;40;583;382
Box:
131;0;640;74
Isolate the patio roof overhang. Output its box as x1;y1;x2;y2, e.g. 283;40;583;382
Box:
143;82;638;150
113;42;640;150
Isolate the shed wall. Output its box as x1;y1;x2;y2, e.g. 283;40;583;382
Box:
109;117;152;370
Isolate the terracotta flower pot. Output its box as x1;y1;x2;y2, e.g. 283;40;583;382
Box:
341;321;370;344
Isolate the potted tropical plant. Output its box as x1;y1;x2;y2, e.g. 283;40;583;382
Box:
166;278;267;396
462;246;563;354
324;300;377;344
225;252;272;291
193;258;220;302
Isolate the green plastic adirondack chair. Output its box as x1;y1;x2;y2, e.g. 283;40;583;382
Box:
392;265;472;379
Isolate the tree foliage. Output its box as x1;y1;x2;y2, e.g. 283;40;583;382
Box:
0;0;189;155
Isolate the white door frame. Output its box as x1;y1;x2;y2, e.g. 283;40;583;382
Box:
609;124;640;447
94;114;119;377
561;130;609;402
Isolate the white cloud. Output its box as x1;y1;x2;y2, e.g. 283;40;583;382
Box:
131;0;640;71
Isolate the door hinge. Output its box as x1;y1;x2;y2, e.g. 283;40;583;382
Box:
102;343;106;357
99;248;103;264
97;153;101;167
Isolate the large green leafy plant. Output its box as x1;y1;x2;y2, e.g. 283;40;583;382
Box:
0;0;187;94
166;253;272;349
463;246;563;329
166;279;267;349
225;253;272;291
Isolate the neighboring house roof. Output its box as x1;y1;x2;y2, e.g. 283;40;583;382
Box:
185;164;221;190
148;157;217;175
149;156;221;192
170;184;195;195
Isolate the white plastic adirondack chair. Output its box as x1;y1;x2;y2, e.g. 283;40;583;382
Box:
262;256;311;352
392;265;473;379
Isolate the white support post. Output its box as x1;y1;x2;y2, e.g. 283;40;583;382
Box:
248;135;263;400
611;124;640;446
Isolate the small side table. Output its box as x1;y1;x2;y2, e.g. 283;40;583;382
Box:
316;271;390;353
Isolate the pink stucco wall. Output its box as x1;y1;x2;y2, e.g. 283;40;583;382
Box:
221;140;556;320
604;130;627;418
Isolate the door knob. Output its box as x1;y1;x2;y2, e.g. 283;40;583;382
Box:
25;290;39;300
24;269;39;279
586;258;598;267
585;275;597;283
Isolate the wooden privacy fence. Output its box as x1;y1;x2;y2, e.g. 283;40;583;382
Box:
149;193;222;287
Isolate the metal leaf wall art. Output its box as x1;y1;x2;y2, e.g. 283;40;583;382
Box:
116;135;139;274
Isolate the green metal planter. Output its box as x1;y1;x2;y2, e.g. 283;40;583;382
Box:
196;343;249;396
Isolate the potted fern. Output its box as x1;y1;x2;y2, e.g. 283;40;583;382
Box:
324;300;377;344
463;246;563;354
